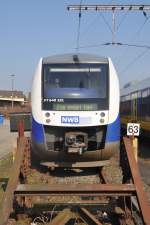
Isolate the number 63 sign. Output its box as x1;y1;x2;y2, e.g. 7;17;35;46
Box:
127;123;140;136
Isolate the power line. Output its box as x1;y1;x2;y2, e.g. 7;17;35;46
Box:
68;3;150;76
116;10;129;31
76;10;130;46
134;17;149;37
79;14;101;40
76;42;150;49
116;17;150;66
75;10;129;47
76;0;83;51
99;12;113;33
74;41;150;76
68;4;150;46
115;9;150;64
76;42;107;49
120;48;150;75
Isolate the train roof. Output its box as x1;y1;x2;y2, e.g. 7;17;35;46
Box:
121;77;150;96
42;53;109;64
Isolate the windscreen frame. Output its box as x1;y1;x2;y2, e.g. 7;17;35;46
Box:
42;62;109;111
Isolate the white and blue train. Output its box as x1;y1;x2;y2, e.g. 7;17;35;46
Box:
31;53;120;167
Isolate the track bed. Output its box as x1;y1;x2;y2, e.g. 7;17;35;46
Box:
0;129;150;225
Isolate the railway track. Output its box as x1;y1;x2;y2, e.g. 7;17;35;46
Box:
0;122;150;225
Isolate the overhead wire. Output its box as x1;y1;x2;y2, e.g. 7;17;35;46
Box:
76;42;150;49
75;42;107;49
73;8;150;51
116;12;150;66
99;12;113;34
119;48;150;75
76;0;83;51
95;1;130;39
116;10;130;31
78;11;113;46
134;17;149;37
76;4;130;48
80;12;130;49
74;0;130;50
115;10;150;77
80;13;102;39
118;42;150;49
75;39;150;78
75;5;150;70
73;2;150;77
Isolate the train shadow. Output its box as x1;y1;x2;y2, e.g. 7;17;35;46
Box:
31;161;99;177
49;167;99;177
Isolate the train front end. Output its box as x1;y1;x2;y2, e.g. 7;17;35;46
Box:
31;54;120;167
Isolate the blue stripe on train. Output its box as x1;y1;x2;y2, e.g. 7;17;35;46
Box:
31;116;45;143
106;114;120;142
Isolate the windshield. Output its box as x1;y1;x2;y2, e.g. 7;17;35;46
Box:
42;63;109;111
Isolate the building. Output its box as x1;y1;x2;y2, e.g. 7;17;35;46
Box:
0;90;25;107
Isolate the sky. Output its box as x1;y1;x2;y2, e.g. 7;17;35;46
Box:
0;0;150;95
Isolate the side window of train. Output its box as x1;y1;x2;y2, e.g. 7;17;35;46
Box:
142;88;148;98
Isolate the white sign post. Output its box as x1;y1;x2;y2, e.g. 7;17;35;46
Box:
127;123;140;162
127;123;140;136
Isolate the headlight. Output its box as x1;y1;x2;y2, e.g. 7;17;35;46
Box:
100;112;105;117
46;119;51;123
100;118;104;124
45;112;50;117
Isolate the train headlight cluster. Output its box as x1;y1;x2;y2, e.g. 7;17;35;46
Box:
100;112;105;117
45;112;50;117
100;112;105;124
45;112;51;123
100;118;104;124
46;118;51;123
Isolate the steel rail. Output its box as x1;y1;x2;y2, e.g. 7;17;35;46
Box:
0;137;28;225
0;129;149;225
15;183;135;197
123;137;150;225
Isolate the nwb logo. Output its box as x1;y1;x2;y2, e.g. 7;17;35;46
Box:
61;116;79;124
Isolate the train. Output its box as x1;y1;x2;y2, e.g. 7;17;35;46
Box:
31;53;120;167
120;78;150;137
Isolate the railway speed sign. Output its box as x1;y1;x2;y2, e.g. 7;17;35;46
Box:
127;123;140;136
